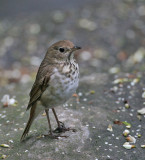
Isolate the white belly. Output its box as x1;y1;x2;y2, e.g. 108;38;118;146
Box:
41;66;79;108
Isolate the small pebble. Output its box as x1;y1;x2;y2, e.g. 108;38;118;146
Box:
78;92;83;96
129;113;133;116
83;98;87;101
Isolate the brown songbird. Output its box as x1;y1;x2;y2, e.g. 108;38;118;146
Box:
21;40;81;141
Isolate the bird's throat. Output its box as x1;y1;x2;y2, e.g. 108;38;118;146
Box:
67;52;74;61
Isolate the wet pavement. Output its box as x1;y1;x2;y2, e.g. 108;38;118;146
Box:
0;0;145;160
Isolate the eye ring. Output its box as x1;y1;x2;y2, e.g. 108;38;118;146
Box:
59;47;65;53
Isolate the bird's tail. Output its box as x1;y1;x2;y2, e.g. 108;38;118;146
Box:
20;103;42;141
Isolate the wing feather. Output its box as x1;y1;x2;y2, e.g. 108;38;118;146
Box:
26;59;53;110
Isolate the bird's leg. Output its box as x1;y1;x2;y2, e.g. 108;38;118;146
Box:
44;109;68;138
45;109;53;136
52;108;66;133
52;108;64;127
52;108;76;133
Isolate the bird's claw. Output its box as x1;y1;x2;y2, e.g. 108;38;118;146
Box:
53;121;77;133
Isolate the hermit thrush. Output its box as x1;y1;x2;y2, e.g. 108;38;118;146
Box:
21;40;81;141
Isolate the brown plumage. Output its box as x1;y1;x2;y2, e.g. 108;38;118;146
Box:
21;40;81;141
21;103;37;140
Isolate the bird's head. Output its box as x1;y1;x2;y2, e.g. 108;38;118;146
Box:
46;40;81;63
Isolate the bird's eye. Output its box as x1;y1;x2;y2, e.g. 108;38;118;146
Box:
59;48;65;53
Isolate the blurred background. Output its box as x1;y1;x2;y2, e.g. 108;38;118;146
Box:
0;0;145;85
0;1;145;159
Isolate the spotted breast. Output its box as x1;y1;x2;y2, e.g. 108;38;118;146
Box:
40;61;79;108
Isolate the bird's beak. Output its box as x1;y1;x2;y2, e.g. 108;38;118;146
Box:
72;46;81;51
68;46;81;60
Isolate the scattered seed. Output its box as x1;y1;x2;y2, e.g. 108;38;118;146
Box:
129;113;133;116
113;78;128;84
72;93;78;97
137;108;145;115
126;135;136;143
109;67;120;74
8;140;13;143
138;134;141;138
131;78;140;86
0;154;7;159
123;129;130;137
142;91;145;98
83;98;87;101
124;100;130;108
78;92;82;96
141;145;145;148
125;103;130;109
123;142;135;149
89;90;95;94
107;124;113;132
137;115;142;121
114;120;123;125
0;144;10;148
122;121;131;128
1;95;18;107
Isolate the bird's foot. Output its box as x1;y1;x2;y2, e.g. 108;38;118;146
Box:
53;121;77;133
44;131;68;139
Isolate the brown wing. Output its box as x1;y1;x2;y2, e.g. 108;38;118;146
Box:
26;59;53;110
26;75;50;110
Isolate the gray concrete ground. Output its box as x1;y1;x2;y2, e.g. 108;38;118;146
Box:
0;0;145;160
0;72;145;160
